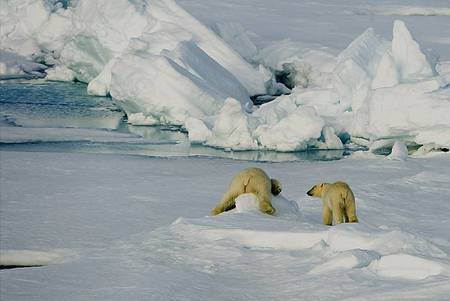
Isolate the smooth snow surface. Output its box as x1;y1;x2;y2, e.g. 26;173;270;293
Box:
1;150;450;300
178;0;450;60
368;254;445;280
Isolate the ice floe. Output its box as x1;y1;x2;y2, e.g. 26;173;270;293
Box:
0;249;77;267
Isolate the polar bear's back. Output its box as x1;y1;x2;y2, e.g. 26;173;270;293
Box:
230;167;271;194
323;181;355;208
235;168;269;181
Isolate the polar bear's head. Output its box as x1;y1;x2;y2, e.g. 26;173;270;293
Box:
271;178;282;196
307;183;328;197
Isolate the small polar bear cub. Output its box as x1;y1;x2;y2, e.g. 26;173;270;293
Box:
307;181;358;226
211;167;281;216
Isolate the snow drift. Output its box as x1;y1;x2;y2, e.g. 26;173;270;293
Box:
143;199;449;282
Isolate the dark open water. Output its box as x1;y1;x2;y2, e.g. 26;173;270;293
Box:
0;80;355;162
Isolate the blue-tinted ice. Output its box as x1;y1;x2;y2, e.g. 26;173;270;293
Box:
0;80;352;161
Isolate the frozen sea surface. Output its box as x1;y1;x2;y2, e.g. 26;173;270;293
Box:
1;1;449;298
1;150;449;300
178;0;450;60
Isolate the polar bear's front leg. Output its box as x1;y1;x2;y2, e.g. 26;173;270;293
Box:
322;206;332;226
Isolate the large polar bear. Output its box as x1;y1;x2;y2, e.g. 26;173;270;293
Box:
307;181;358;225
211;168;281;215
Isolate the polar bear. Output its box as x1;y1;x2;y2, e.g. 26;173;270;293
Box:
307;181;358;225
211;168;281;215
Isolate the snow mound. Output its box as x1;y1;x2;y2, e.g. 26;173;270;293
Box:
309;249;380;275
140;205;446;275
168;217;326;252
388;140;408;160
327;225;446;258
254;105;325;151
205;98;257;149
369;254;444;280
194;97;333;152
234;193;300;217
200;228;324;251
0;249;76;267
234;194;259;213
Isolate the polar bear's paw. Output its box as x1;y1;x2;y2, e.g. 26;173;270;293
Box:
260;201;276;215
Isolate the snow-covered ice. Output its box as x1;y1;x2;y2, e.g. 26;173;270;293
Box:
0;50;47;79
1;150;450;300
2;0;449;152
0;0;267;93
392;20;435;81
1;1;450;298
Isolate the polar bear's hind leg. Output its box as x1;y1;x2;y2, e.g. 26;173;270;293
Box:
346;205;358;223
211;190;239;215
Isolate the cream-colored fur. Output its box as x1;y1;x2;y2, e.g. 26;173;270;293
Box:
211;168;281;215
307;181;358;226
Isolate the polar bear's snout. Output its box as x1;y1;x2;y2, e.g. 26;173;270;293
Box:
306;184;319;196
